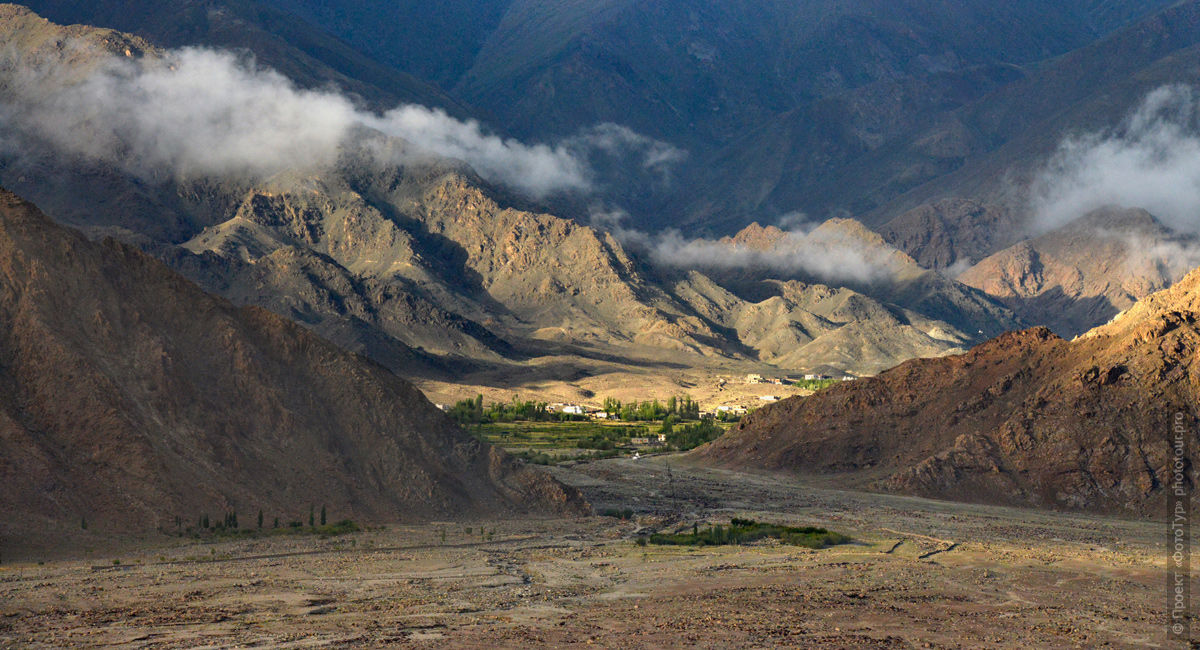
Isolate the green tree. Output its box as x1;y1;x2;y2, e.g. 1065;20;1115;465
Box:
679;395;699;420
659;414;678;434
320;505;327;526
81;516;87;530
309;505;315;527
257;510;264;529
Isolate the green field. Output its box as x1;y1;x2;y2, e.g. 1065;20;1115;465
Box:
472;420;646;448
467;419;733;464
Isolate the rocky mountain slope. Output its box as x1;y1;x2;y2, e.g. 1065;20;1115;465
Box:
670;272;970;376
957;208;1200;337
0;5;1031;383
678;0;1199;231
16;0;472;116
867;0;1200;228
691;220;1023;339
695;265;1200;516
174;160;732;364
878;199;1018;272
175;167;1029;378
0;189;586;544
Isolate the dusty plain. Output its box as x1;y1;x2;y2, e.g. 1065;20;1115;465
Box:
0;457;1187;648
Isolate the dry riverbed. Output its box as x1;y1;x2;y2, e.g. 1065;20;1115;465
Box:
0;457;1183;648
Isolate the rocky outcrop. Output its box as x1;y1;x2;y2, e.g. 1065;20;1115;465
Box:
958;207;1199;337
672;272;969;375
879;199;1018;272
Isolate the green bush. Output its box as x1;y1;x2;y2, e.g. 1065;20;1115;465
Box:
647;519;850;549
600;508;635;520
665;419;724;451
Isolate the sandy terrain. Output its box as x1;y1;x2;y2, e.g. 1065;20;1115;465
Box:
416;355;826;412
0;457;1186;648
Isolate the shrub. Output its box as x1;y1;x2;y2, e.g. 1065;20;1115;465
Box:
600;508;635;520
647;519;850;549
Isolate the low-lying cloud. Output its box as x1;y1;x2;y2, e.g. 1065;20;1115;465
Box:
1030;85;1200;235
1120;232;1200;283
0;45;680;200
592;208;903;285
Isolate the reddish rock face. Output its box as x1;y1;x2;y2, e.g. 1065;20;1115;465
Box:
957;207;1198;337
695;269;1200;517
0;189;587;545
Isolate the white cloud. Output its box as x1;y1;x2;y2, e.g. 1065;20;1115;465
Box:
366;105;588;197
0;44;681;200
565;124;687;180
1030;85;1200;235
591;208;903;285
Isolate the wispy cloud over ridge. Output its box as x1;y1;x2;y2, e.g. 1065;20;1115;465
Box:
591;208;904;285
0;45;681;200
1030;85;1200;235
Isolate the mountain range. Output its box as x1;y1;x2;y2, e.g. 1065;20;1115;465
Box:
0;1;1197;526
697;265;1200;516
0;4;1034;386
3;2;1197;387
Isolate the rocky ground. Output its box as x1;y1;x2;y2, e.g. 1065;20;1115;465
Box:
0;456;1184;648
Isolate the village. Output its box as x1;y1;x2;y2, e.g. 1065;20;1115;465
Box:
437;372;857;420
430;372;860;459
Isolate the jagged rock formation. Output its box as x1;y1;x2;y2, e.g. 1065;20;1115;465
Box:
878;199;1018;272
696;266;1200;516
671;272;969;376
957;208;1200;337
0;189;587;545
690;220;1023;340
174;162;732;364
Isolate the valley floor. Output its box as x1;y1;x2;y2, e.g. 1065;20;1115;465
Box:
0;458;1182;648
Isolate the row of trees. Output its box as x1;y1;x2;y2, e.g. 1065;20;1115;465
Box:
662;419;724;451
602;395;700;421
449;395;587;425
447;393;734;428
184;505;328;534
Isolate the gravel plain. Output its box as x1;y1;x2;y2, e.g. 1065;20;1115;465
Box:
0;456;1184;648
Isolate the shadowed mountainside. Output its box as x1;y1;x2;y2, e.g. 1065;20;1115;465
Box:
14;0;472;116
0;189;587;547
